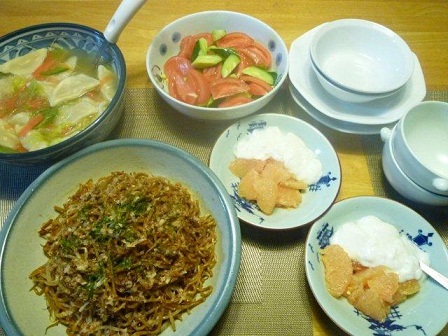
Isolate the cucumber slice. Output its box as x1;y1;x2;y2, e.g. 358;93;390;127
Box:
241;66;275;85
212;29;226;41
209;46;238;59
191;54;223;68
221;54;240;78
191;37;209;61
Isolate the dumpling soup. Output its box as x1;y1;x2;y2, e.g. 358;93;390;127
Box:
0;46;118;153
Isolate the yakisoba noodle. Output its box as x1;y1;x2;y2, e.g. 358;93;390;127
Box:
29;171;217;335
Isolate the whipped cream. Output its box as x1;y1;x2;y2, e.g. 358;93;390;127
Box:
330;215;430;282
233;126;323;184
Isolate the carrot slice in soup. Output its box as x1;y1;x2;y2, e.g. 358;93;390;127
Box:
216;32;254;48
210;78;250;100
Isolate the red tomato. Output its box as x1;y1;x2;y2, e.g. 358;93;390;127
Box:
218;95;253;107
241;75;273;96
210;78;250;100
164;56;196;104
178;35;196;59
164;56;211;106
236;41;272;69
186;69;211;105
192;32;214;46
216;32;254;48
202;63;223;82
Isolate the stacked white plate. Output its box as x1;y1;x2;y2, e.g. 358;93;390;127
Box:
288;25;427;135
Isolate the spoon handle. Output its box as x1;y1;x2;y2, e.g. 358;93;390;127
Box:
104;0;148;44
420;261;448;290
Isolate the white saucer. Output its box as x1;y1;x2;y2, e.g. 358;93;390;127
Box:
209;113;341;230
288;26;426;126
289;83;397;135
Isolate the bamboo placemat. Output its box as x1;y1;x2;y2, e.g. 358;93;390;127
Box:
1;87;447;335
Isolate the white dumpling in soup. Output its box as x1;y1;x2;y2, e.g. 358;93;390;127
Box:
49;73;100;107
0;49;48;77
21;129;50;151
0;119;21;152
97;65;117;101
54;97;99;129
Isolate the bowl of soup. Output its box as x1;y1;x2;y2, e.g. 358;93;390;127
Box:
0;23;126;165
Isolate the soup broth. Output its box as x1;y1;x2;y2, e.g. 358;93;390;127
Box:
0;46;118;153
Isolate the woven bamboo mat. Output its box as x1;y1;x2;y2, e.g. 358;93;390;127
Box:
0;87;447;335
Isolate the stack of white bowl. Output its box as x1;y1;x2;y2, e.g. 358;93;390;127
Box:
381;101;448;206
309;19;415;104
288;18;426;135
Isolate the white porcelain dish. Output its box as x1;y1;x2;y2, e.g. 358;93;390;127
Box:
289;84;397;135
209;113;341;230
311;60;400;103
309;19;414;95
0;139;241;336
146;10;289;121
288;26;426;126
389;101;448;195
381;127;448;206
306;196;448;336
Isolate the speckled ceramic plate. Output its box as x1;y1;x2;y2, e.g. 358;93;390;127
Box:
209;113;341;230
305;196;448;336
0;139;241;336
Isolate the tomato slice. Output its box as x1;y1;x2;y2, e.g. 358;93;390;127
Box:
164;56;196;104
236;41;272;69
202;63;222;82
192;32;214;46
164;56;211;106
240;75;273;96
178;35;197;60
216;32;254;48
185;68;211;105
210;78;250;100
218;95;253;108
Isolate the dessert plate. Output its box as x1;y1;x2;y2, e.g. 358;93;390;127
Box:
209;113;341;230
305;196;448;336
288;25;426;126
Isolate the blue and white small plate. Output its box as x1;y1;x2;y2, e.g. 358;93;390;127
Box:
209;113;341;230
305;196;448;335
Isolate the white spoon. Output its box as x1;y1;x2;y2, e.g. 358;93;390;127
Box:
92;0;147;65
103;0;147;44
420;261;448;290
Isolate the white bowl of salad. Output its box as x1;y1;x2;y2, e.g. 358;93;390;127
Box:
146;11;289;121
0;23;126;165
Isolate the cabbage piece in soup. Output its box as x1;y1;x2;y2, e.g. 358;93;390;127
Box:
0;46;118;153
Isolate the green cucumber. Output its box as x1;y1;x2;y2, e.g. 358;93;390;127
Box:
242;66;275;85
221;54;240;78
209;46;238;59
212;29;226;41
191;37;209;61
191;54;223;68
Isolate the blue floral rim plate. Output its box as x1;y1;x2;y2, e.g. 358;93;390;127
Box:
209;113;341;230
305;196;448;335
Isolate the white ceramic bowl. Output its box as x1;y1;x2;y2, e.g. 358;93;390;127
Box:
310;60;399;103
146;11;289;121
306;196;448;336
309;19;414;95
0;139;241;336
381;126;448;206
385;101;448;195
